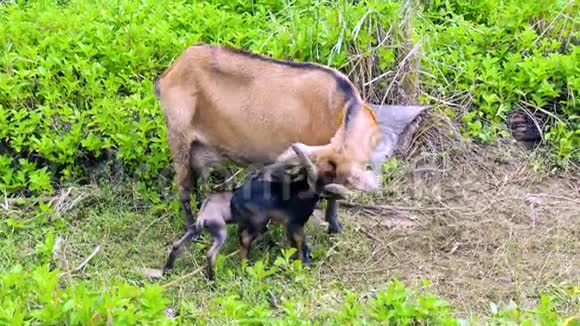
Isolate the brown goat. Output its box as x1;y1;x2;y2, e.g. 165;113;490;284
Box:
155;43;391;234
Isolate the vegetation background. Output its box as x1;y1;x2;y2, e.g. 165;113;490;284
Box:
0;0;578;324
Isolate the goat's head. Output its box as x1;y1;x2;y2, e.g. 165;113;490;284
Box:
274;103;382;191
261;143;350;199
290;143;350;200
275;104;430;192
276;142;380;193
290;144;348;199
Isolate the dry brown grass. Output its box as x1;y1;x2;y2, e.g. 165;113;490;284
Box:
314;112;580;315
321;0;579;315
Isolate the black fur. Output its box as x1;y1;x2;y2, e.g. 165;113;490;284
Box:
231;169;321;227
231;165;327;265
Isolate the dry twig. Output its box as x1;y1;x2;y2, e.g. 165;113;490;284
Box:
161;250;239;289
60;245;101;277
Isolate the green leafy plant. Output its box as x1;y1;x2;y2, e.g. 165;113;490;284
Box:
1;0;577;197
420;0;579;162
0;1;578;322
0;264;174;325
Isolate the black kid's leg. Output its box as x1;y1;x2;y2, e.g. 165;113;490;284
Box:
325;198;342;234
164;228;199;272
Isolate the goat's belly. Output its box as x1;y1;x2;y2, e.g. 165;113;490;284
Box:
197;125;336;165
193;91;341;163
269;211;290;225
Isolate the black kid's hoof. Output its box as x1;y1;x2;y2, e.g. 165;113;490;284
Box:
327;221;343;234
162;264;174;276
205;265;215;281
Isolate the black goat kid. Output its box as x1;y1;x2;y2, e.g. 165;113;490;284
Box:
163;144;348;280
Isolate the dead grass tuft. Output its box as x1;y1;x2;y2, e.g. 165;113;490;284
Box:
302;4;578;310
322;131;580;315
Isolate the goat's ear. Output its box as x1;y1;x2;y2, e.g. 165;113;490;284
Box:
346;166;381;192
368;104;429;174
322;183;349;200
371;104;429;135
264;143;311;173
291;143;318;190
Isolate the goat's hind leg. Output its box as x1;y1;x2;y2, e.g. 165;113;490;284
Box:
238;224;259;264
190;142;227;209
163;226;200;273
205;222;227;281
163;89;199;229
176;163;198;229
167;131;197;230
189;142;209;211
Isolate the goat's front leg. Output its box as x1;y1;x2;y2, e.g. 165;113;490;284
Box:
324;198;342;234
287;223;311;266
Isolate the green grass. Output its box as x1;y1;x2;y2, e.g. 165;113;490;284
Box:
1;180;578;324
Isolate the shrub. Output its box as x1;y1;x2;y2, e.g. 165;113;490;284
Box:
0;264;174;325
419;0;579;163
0;0;402;196
0;256;570;324
0;0;577;196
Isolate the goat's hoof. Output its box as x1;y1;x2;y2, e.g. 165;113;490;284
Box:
162;265;173;276
327;222;343;234
206;264;217;282
303;245;313;259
